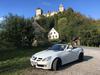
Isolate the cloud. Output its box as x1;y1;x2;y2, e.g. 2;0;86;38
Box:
41;0;67;6
0;17;3;20
0;17;4;23
42;2;51;6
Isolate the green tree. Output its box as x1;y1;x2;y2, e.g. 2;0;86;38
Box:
0;14;34;48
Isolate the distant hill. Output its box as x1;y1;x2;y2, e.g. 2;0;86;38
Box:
37;7;99;32
37;8;100;47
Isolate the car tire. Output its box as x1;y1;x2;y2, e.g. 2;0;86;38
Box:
78;53;84;62
51;58;61;71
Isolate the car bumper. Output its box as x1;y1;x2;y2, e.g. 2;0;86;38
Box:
30;58;52;69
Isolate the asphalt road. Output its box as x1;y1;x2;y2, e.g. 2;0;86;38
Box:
23;47;100;75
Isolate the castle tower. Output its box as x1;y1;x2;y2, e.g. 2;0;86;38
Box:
46;11;51;17
59;4;64;12
35;8;43;16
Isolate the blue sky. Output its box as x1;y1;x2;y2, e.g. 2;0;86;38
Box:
0;0;100;19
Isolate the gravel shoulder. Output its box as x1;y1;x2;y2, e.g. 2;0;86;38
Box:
18;47;100;75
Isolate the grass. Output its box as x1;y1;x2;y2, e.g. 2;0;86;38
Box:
0;46;47;75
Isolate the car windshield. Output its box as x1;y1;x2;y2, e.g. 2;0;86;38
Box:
48;44;66;51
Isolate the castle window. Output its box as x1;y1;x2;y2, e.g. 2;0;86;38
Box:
53;35;54;39
49;36;51;39
55;35;57;38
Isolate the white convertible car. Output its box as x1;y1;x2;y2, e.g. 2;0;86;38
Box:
30;44;84;70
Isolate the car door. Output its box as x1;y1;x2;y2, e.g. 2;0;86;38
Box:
64;48;76;64
60;47;79;65
69;47;79;62
60;48;72;65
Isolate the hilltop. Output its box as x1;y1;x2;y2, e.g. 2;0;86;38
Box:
36;7;100;47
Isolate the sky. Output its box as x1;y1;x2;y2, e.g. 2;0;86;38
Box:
0;0;100;20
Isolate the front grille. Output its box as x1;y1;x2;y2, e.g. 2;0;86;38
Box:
37;64;44;67
38;58;42;60
37;58;42;61
32;57;42;61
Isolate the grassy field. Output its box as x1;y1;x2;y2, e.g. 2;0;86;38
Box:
0;47;47;75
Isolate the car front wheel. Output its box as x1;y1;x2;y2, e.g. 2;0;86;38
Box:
51;58;61;71
78;53;84;62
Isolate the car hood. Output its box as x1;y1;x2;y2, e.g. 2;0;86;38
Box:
33;50;61;58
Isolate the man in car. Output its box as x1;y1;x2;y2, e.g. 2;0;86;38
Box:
71;37;80;48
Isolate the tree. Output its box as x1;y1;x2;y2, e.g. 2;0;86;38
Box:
55;17;69;42
0;14;34;48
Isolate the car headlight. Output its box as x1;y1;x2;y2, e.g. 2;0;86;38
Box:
42;56;52;61
31;55;37;60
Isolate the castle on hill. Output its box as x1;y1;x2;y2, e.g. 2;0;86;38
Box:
33;4;65;40
34;4;65;19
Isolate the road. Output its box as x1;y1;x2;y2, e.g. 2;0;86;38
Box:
23;47;100;75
